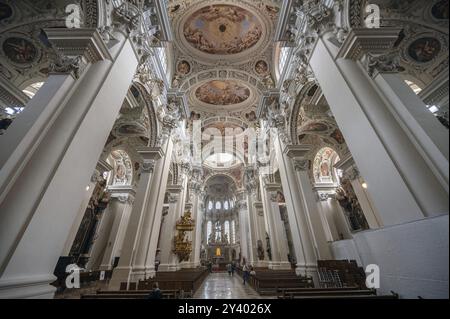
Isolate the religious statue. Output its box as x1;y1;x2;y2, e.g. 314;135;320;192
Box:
257;240;265;261
223;233;229;245
336;180;370;232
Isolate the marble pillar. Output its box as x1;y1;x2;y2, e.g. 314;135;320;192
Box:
273;137;318;281
310;34;448;225
0;29;138;299
158;184;184;272
98;188;135;271
109;147;163;290
259;177;291;270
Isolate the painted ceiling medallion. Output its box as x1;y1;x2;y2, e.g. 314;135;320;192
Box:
2;37;37;64
195;80;251;106
183;5;263;55
408;37;441;63
431;0;449;20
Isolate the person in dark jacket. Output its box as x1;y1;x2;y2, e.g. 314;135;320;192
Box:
147;283;163;299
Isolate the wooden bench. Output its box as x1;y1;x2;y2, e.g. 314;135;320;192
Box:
235;268;314;294
81;289;179;299
119;268;209;297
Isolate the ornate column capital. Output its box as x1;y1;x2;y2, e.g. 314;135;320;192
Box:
284;144;312;159
343;166;360;181
294;159;311;172
317;192;330;202
116;193;135;205
44;28;112;79
108;186;137;205
365;52;405;78
142;160;156;173
337;28;403;61
237;201;248;211
167;193;179;204
136;147;164;173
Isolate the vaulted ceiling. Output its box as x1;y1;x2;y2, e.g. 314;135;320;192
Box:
168;0;281;127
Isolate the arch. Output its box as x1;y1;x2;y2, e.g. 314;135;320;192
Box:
313;147;341;184
22;81;45;99
288;81;319;144
131;82;160;147
179;69;268;98
107;149;134;186
274;43;292;82
203;172;240;190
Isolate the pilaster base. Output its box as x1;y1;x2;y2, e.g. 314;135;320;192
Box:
180;262;200;269
99;264;112;271
158;264;180;272
144;266;156;279
0;274;57;299
109;266;133;290
268;261;291;270
295;264;319;287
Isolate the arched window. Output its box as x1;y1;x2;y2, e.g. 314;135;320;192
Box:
208;201;213;211
207;221;212;244
215;201;222;210
215;221;222;241
224;200;229;210
231;220;236;244
224;221;230;243
156;47;168;75
278;47;291;77
404;80;422;95
23;82;44;99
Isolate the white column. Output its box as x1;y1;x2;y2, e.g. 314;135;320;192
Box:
335;154;383;229
137;138;174;280
237;199;249;264
98;188;135;271
128;139;173;281
310;36;448;225
109;148;162;290
190;190;204;268
158;184;184;272
274;137;318;281
245;192;259;266
374;72;449;190
253;202;269;268
0;30;138;299
62;160;113;256
288;154;333;260
260;178;291;270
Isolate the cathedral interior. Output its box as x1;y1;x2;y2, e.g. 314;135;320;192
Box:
0;0;448;300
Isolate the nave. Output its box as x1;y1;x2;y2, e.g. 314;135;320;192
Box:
193;273;261;300
0;0;448;300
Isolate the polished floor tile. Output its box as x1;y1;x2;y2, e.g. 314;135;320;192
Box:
194;273;263;299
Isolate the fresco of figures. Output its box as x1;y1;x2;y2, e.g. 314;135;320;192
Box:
184;5;263;55
195;80;251;105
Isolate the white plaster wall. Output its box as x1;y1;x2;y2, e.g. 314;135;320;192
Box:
331;215;449;299
330;239;362;266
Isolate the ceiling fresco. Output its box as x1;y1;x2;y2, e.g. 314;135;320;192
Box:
195;80;251;106
183;5;263;55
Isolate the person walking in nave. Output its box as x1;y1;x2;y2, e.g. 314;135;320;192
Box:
242;264;250;286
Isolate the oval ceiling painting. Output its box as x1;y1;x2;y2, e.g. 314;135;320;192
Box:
195;80;251;106
184;5;263;55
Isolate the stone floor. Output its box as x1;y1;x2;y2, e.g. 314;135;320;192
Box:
194;273;264;299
